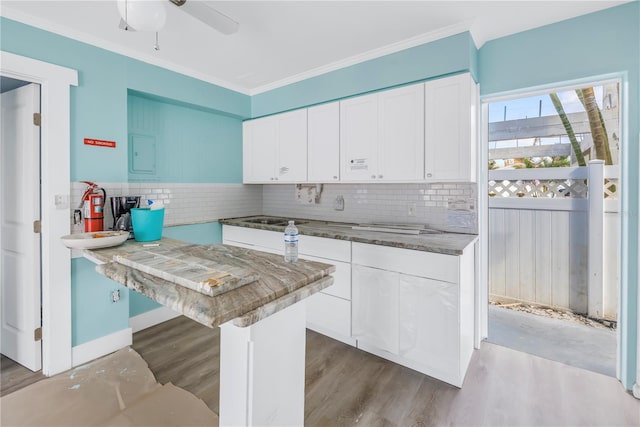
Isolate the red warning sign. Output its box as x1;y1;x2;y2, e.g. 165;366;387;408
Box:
84;138;116;148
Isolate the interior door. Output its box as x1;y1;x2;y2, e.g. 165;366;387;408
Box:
1;83;42;371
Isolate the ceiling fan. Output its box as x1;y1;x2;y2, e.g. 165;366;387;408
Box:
118;0;239;35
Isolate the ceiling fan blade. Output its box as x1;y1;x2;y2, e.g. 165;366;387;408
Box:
169;0;239;35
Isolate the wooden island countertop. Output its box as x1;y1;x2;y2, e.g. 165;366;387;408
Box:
84;237;335;328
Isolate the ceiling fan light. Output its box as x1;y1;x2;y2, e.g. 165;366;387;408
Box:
117;0;167;32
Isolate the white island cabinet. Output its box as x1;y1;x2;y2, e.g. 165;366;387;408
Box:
222;225;355;345
242;109;307;183
352;242;475;387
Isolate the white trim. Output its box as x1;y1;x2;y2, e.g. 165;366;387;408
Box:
130;307;181;333
489;167;588;181
71;328;132;367
249;22;473;95
489;198;589;212
1;51;77;377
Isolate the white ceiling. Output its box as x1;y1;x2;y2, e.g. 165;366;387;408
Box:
1;1;629;95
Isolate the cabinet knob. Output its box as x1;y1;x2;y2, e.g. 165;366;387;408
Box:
371;175;376;179
333;176;338;180
378;174;383;179
274;177;278;181
427;173;433;178
270;177;274;181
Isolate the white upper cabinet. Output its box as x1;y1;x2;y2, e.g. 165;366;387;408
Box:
339;92;379;181
243;109;307;183
424;73;477;182
307;102;340;182
340;84;424;182
378;84;425;181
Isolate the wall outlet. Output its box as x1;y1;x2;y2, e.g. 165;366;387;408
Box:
111;289;120;303
333;195;345;211
408;203;416;217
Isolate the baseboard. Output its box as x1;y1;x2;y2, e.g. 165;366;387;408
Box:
130;307;181;333
72;328;132;367
633;382;640;399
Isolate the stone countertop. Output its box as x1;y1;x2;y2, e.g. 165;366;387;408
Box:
219;216;478;256
84;238;335;328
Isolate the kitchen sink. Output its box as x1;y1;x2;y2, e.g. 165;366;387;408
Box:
243;217;288;225
242;217;308;226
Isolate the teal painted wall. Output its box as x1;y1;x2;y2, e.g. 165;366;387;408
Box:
0;17;250;183
127;93;243;183
478;1;639;390
129;222;222;317
251;32;477;117
71;258;128;346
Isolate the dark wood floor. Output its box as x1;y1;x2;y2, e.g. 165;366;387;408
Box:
3;316;639;426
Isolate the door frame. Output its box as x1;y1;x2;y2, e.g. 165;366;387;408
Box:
478;72;631;386
1;51;77;376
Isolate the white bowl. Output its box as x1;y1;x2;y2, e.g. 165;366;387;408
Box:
60;231;130;250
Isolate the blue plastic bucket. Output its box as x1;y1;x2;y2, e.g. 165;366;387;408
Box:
131;208;164;242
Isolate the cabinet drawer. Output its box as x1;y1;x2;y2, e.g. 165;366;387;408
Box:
306;292;351;339
352;242;458;284
223;226;282;251
299;234;350;262
223;225;351;262
300;255;350;300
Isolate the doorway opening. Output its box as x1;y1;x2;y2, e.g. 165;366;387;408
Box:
1;76;43;373
484;79;621;377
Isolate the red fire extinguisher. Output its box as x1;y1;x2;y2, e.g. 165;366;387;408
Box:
80;181;106;232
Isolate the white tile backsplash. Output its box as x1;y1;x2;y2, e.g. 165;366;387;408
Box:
263;183;478;233
71;181;477;234
71;182;262;231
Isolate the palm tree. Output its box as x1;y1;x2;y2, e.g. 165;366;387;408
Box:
576;88;613;165
549;93;586;166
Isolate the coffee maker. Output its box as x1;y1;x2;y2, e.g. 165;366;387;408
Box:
110;196;140;238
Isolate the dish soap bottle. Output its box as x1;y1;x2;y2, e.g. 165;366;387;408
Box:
284;220;299;263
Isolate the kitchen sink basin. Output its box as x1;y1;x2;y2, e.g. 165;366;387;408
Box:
243;217;288;225
242;217;308;226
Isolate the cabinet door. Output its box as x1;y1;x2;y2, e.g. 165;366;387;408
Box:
340;93;378;181
378;84;425;181
398;274;459;380
276;109;307;183
308;102;340;182
424;73;475;182
243;118;277;183
352;265;399;354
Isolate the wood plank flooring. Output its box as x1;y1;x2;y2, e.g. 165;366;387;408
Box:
3;315;639;426
0;355;46;397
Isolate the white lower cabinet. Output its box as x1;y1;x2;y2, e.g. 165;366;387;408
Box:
351;242;474;387
222;225;355;346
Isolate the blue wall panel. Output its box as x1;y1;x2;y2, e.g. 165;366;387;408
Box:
71;258;129;346
127;94;243;183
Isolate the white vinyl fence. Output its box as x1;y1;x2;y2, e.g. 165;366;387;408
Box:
488;161;619;320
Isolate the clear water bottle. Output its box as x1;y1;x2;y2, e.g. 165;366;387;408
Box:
284;220;299;263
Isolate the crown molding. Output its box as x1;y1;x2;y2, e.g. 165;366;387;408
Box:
248;20;474;95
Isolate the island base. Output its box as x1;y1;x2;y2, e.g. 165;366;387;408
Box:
219;301;306;426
